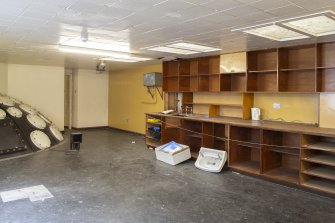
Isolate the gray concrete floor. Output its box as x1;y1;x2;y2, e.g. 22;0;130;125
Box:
0;129;334;223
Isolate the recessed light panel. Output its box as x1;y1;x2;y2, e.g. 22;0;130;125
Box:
244;25;308;41
283;15;335;37
59;46;152;62
167;42;221;52
62;38;130;53
101;56;151;63
147;46;198;55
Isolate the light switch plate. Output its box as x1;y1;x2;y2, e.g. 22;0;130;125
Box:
273;103;281;109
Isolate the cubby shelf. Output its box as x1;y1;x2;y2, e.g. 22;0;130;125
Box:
302;178;335;194
263;167;300;184
303;142;335;153
248;70;277;73
302;166;335;181
185;102;242;108
230;161;260;174
280;68;315;72
302;155;335;166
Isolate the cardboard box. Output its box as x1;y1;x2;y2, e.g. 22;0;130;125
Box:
155;142;191;165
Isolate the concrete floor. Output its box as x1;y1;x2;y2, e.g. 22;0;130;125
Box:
0;129;334;223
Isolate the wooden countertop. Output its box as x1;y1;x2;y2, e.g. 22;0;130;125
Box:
146;112;335;137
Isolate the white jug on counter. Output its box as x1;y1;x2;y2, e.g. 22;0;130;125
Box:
251;107;261;121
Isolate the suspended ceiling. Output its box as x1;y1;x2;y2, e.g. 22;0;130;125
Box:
1;0;335;70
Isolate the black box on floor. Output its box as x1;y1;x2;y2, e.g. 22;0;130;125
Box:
70;133;82;150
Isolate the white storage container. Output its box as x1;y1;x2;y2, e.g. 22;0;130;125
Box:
155;141;191;165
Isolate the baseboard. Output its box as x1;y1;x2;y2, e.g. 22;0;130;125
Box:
108;127;144;136
71;126;109;131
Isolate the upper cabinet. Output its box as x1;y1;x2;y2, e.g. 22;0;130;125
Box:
162;41;335;93
220;52;246;73
247;49;278;92
278;44;316;92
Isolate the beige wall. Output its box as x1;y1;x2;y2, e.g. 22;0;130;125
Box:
0;63;8;93
7;64;65;130
319;93;335;128
254;93;319;125
72;69;109;128
109;63;164;134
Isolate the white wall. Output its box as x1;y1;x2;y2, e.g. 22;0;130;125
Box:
7;64;64;130
0;63;8;93
73;69;108;128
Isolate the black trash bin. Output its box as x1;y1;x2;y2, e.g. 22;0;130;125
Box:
70;132;82;150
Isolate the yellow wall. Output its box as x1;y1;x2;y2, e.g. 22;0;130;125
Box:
109;63;164;134
319;93;335;128
254;93;319;125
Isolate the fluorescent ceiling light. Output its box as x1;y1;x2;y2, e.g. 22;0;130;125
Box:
243;25;308;41
58;46;152;62
234;11;335;41
167;42;221;52
101;56;151;63
147;46;198;55
61;37;130;53
282;15;335;37
59;46;128;58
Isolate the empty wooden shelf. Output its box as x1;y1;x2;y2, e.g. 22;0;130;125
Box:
301;177;335;195
302;154;335;166
302;166;335;181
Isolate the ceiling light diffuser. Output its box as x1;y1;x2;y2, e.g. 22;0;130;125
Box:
101;56;151;63
61;37;130;53
282;14;335;37
147;46;198;55
59;46;128;58
234;11;335;41
243;25;308;41
167;42;221;52
58;46;152;62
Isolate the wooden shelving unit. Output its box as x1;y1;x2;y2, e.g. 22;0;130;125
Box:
201;122;227;151
278;45;316;92
145;114;163;148
181;119;202;158
161;116;181;144
162;42;335;94
145;113;335;197
229;126;261;174
317;42;335;92
262;130;300;184
301;134;335;195
220;72;246;92
163;61;179;92
247;49;278;92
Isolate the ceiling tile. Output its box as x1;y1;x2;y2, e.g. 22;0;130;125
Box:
225;5;263;17
267;5;307;17
99;6;134;19
203;0;243;11
250;0;291;11
288;0;335;11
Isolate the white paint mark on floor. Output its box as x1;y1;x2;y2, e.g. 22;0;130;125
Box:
1;185;54;202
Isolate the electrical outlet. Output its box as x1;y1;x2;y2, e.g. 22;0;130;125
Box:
273;103;281;109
